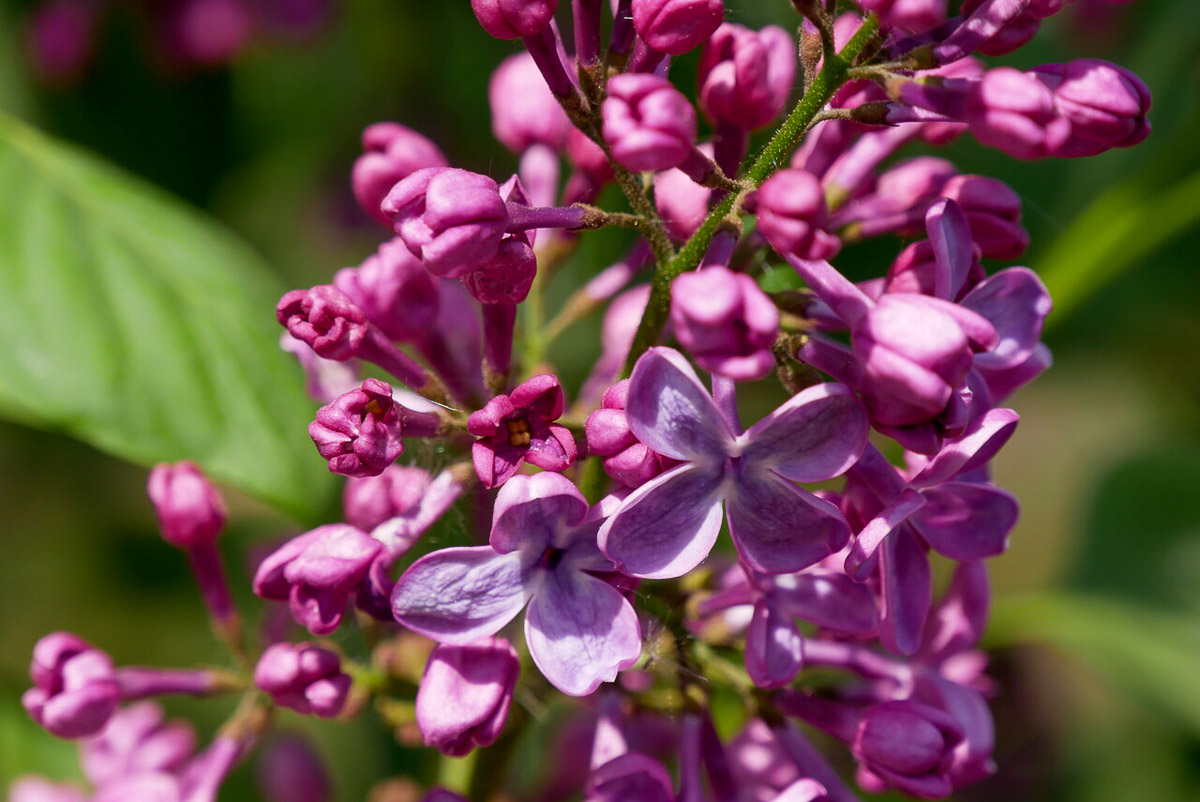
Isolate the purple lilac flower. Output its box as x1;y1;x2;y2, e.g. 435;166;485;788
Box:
352;122;449;227
755;169;841;262
468;374;577;488
392;472;642;696
602;73;701;174
308;378;407;478
698;23;795;131
631;0;724;55
415;637;519;756
855;0;946;32
334;238;440;343
599;348;868;578
254;643;351;717
23;633;120;739
471;0;558;39
147;462;226;550
670;266;780;381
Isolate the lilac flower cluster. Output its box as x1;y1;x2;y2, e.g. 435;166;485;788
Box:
14;1;1151;800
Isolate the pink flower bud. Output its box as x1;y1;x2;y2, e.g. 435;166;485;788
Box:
940;174;1028;259
254;643;351;717
23;634;120;739
654;163;712;242
416;638;519;756
1040;58;1151;157
603;74;699;173
854;0;947;32
671;267;779;381
334;238;440;343
631;0;724;55
755;169;841;261
308;378;405;478
352;122;448;227
25;0;96;86
471;0;558;39
146;462;226;550
460;236;538;304
966;67;1067;160
343;464;432;532
489;52;571;153
277;285;368;362
586;380;673;488
699;24;796;130
851;701;964;798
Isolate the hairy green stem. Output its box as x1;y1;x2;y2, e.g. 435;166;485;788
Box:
620;15;880;377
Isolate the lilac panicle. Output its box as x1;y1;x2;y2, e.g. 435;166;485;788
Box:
253;524;384;636
352;122;448;227
670;266;780;381
392;472;642;696
468;374;577;488
254;642;351;717
23;633;120;739
599;348;868;579
631;0;724;55
416;637;519;756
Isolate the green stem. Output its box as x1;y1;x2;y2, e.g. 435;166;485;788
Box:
620;15;880;377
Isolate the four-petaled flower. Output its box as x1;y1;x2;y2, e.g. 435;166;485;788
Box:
468;374;578;488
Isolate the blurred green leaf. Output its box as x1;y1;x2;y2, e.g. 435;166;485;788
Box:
988;592;1200;738
0;113;337;522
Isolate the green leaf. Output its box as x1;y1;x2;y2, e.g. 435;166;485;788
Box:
0;113;337;522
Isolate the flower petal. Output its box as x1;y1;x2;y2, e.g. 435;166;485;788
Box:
599;463;725;579
741;382;869;483
911;483;1018;561
879;526;931;656
727;469;848;574
773;571;879;635
925;198;974;301
961;267;1052;370
490;473;589;554
391;547;532;644
746;600;804;689
909;408;1019;487
524;569;641;696
626;347;733;463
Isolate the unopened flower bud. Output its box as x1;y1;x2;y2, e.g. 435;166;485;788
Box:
460;237;537;305
755;169;841;261
256;735;332;802
334;238;440;343
277;285;368;362
255;643;351;717
671;266;779;381
25;0;96;86
852;701;964;797
586;380;673;488
631;0;724;55
309;378;405;478
489;52;571;153
966;67;1066;160
23;634;120;739
416;638;519;756
940;174;1028;259
343;464;432;532
1039;58;1151;157
603;74;699;173
471;0;557;39
699;24;795;130
352;122;448;227
147;462;226;550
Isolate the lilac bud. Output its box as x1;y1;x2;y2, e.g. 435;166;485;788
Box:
654;163;713;242
146;462;226;550
460;237;538;305
256;735;332;802
471;0;558;39
80;701;196;787
254;643;351;717
585;380;671;488
631;0;724;55
23;634;120;739
602;74;698;173
334;238;440;343
25;0;96;86
489;52;572;153
382;168;509;278
671;267;779;381
308;378;405;478
253;524;384;635
416;638;519;756
966;67;1066;160
940;175;1028;259
756;169;841;261
699;24;796;130
8;778;88;802
158;0;252;67
852;702;963;798
467;374;577;488
277;285;368;362
1041;59;1151;157
353;123;448;227
854;0;946;32
343;464;432;532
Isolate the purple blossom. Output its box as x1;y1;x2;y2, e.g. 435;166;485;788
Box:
277;285;367;362
23;633;120;739
352;122;448;227
468;374;577;488
80;702;196;787
308;378;406;478
416;637;519;756
599;348;868;579
602;73;699;174
146;462;226;550
755;169;841;262
254;643;351;717
670;266;780;381
586;379;674;489
699;24;796;131
333;237;440;343
343;464;432;532
391;472;642;696
471;0;558;39
255;735;332;802
631;0;724;55
489;51;571;153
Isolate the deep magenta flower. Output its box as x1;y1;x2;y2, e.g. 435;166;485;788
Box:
602;74;699;173
670;266;780;381
333;237;440;343
23;633;120;739
755;169;841;262
855;0;946;32
631;0;724;55
460;236;537;305
599;348;868;578
416;637;519;756
966;67;1066;161
588;753;677;802
253;524;384;635
471;0;557;39
254;643;351;717
146;462;226;550
391;472;642;696
308;378;406;478
698;24;795;131
352;122;448;227
277;285;368;362
468;374;577;488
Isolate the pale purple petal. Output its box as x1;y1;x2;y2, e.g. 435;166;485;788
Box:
911;483;1018;560
845;489;927;580
599;464;725;579
626;347;733;464
925;199;974;301
962;267;1052;370
745;601;804;689
727;468;848;574
524;569;642;696
879;526;931;656
391;547;532;644
490;472;590;554
772;572;879;635
741;383;868;483
588;753;676;802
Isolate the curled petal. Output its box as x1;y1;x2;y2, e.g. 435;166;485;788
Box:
727;468;848;575
391;547;532;644
626;347;733;464
911;483;1018;561
746;601;804;689
910;408;1020;487
879;526;931;656
524;569;642;696
741;383;869;483
925;199;975;300
599;464;725;579
773;572;879;635
846;489;927;581
961;267;1053;370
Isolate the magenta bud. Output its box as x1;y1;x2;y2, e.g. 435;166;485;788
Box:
158;0;252;67
966;67;1065;160
852;701;964;798
416;637;519;756
631;0;724;55
277;285;368;362
460;236;538;305
654;163;713;242
25;0;96;86
23;634;120;739
309;378;405;478
854;0;946;32
671;267;779;381
253;524;384;636
699;24;796;130
602;73;699;173
343;464;432;532
352;122;448;227
256;735;332;802
1043;58;1151;157
81;701;197;787
585;380;671;488
468;374;577;488
756;169;841;261
334;238;440;343
383;168;509;278
146;462;226;550
471;0;558;39
489;51;571;153
254;643;351;717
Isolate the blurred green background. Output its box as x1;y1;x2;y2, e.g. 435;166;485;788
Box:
1;0;1199;799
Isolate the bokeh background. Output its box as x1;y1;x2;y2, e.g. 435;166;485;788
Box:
1;0;1198;799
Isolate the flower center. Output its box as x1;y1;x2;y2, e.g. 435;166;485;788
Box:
506;418;532;447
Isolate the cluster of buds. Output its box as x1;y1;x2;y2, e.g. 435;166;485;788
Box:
14;1;1151;801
